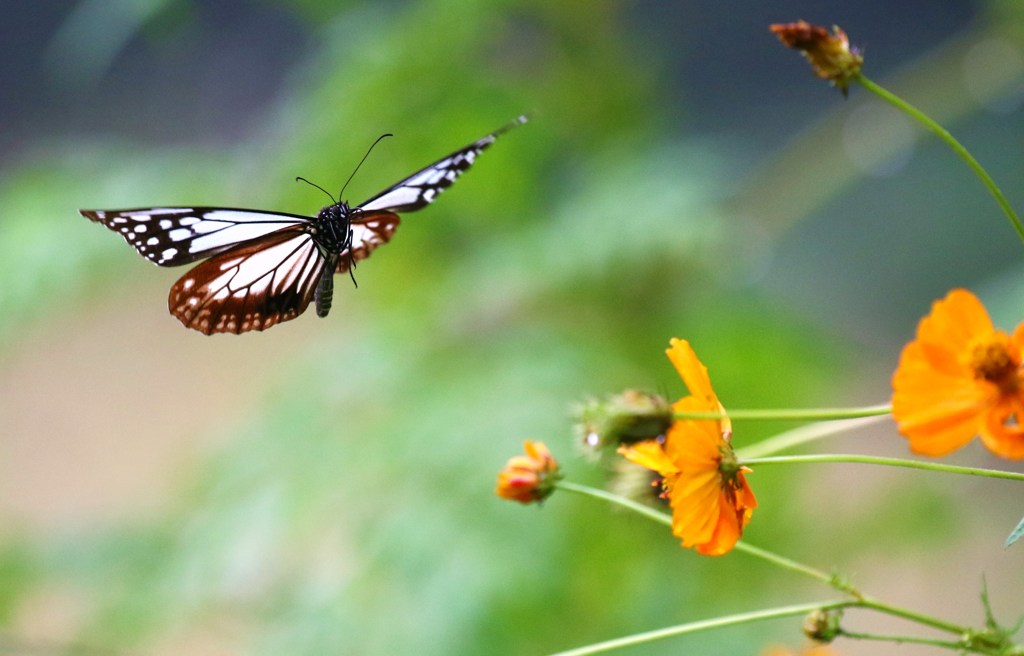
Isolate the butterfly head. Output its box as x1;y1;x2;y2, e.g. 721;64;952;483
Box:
312;201;354;254
317;200;352;221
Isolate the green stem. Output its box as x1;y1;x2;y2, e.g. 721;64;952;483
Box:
856;596;970;637
556;480;672;528
557;482;974;637
733;542;840;590
735;543;969;635
838;629;969;651
854;72;1024;245
547;600;852;656
737;415;888;459
676;404;891;421
741;454;1024;482
557;483;837;586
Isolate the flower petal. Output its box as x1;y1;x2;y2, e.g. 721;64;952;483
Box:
619;439;678;476
916;290;994;354
667;339;721;412
695;492;742;556
893;346;992;455
669;470;720;546
980;396;1024;459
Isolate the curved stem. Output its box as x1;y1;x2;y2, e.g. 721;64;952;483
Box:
741;454;1024;482
555;489;844;592
732;542;840;590
857;596;969;636
737;415;889;459
556;480;672;528
838;629;968;651
557;482;975;638
854;72;1024;245
547;600;852;656
734;544;970;635
676;404;891;421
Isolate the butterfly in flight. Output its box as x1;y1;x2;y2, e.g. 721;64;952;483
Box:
80;115;527;335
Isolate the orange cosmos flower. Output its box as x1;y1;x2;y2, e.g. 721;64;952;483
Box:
770;20;863;94
619;339;757;556
496;440;561;504
892;289;1024;459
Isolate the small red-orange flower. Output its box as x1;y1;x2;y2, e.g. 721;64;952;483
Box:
770;20;863;94
619;339;757;556
496;440;561;504
892;289;1024;459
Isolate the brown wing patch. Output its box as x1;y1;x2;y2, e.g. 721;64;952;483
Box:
168;227;325;335
336;211;401;274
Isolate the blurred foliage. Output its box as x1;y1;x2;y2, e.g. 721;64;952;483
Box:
3;1;1024;655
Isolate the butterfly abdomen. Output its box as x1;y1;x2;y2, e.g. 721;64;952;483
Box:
314;260;336;318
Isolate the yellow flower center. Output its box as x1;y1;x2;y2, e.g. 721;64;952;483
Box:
970;337;1021;394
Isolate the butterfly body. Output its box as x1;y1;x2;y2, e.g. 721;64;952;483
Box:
309;201;355;254
307;200;354;318
81;115;525;334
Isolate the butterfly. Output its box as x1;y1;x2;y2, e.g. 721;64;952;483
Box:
80;116;526;334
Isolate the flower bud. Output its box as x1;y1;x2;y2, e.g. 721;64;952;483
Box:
770;20;863;94
802;608;842;643
575;390;673;449
496;440;561;504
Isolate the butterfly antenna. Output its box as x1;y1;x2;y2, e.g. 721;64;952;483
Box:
295;176;337;204
339;133;393;200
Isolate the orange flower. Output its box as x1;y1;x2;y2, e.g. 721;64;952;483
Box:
619;339;757;556
770;20;863;94
496;440;561;504
892;289;1024;459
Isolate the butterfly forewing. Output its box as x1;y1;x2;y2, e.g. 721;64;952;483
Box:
169;226;325;334
80;207;308;266
359;115;527;214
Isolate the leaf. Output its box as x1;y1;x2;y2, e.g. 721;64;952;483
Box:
1005;515;1024;548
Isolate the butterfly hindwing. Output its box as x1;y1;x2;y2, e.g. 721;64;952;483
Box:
168;226;325;334
359;115;527;214
335;211;401;274
80;207;309;266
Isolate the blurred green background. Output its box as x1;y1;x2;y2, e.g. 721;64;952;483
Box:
2;1;1024;654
